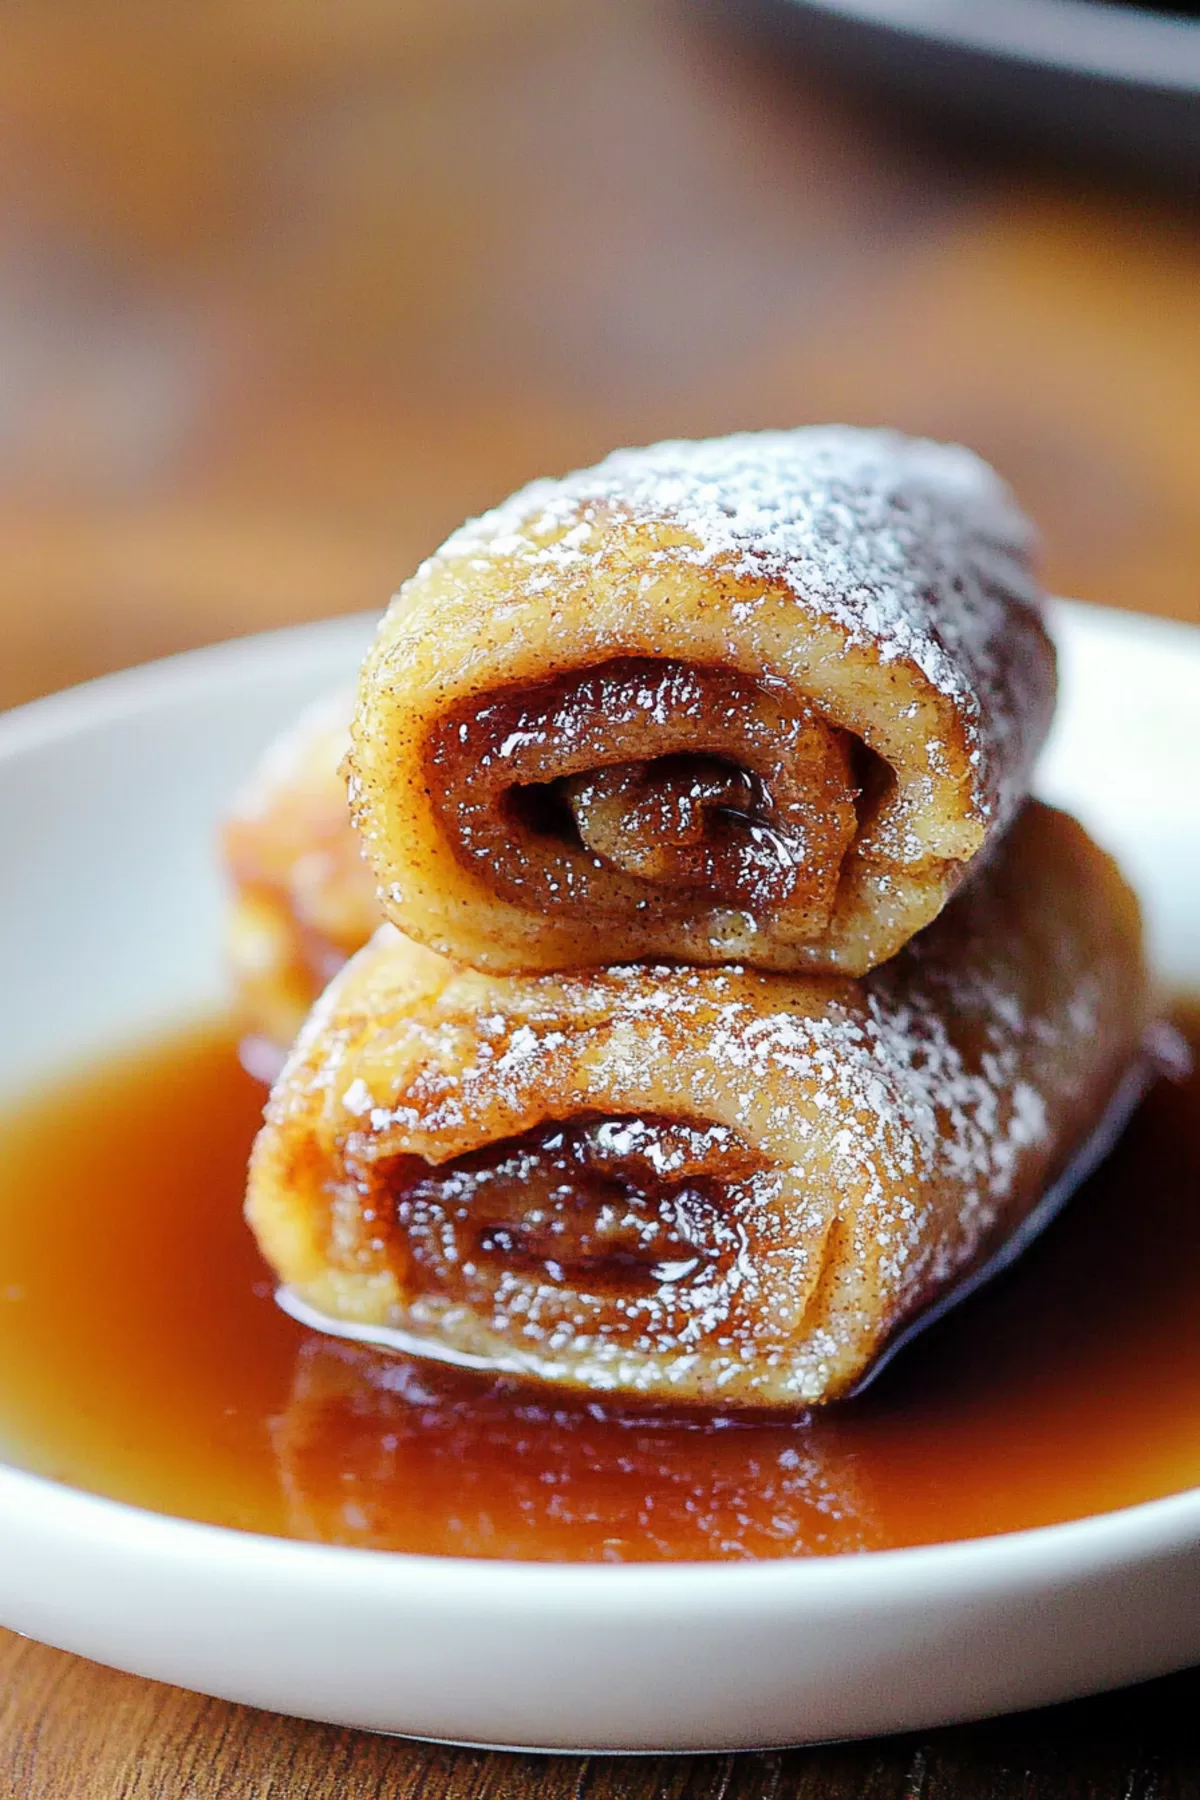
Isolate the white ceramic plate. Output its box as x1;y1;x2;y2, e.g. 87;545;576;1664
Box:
0;600;1197;1753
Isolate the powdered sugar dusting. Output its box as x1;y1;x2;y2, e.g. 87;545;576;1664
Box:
432;427;1047;831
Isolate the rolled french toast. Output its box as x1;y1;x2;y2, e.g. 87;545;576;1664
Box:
350;428;1056;977
222;689;379;1061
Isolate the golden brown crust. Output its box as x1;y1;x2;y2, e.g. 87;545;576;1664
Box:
350;428;1055;977
222;690;380;1052
246;803;1146;1407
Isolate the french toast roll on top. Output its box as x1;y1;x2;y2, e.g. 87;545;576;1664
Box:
350;427;1056;977
246;804;1147;1408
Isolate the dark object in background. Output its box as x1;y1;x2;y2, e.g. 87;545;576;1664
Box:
737;0;1200;186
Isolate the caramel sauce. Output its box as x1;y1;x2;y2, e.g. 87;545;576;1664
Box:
0;1014;1197;1561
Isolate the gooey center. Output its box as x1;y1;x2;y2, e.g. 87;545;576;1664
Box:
427;658;862;939
385;1115;781;1353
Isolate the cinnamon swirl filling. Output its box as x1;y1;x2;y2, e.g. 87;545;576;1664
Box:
378;1116;785;1358
427;659;861;946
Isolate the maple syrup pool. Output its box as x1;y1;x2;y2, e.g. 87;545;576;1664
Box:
0;1014;1196;1562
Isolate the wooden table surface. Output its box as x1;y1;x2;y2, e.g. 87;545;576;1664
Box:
1;2;1198;1792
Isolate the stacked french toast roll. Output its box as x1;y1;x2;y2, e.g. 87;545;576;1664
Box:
238;427;1148;1407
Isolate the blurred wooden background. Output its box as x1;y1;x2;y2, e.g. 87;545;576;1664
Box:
2;2;1199;1795
1;0;1197;714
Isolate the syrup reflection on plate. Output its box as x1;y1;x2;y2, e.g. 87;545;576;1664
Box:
273;1340;879;1561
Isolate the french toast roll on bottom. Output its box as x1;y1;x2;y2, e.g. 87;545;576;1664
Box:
350;427;1056;977
247;804;1147;1407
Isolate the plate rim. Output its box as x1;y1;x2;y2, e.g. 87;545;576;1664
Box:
783;0;1200;93
1;1447;1200;1595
